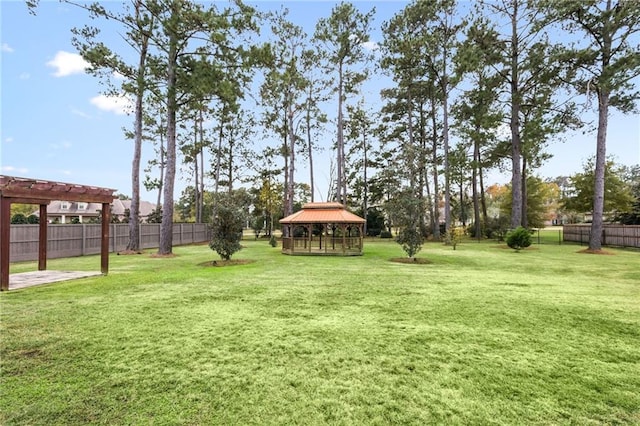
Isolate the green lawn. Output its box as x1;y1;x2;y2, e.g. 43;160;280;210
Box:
1;239;639;425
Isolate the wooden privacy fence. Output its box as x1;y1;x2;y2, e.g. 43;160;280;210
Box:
563;224;640;248
9;223;211;262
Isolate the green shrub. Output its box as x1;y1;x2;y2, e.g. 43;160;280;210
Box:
269;235;277;247
251;216;264;239
445;226;466;250
506;226;532;251
485;216;510;241
10;213;28;224
396;226;424;258
209;204;244;260
380;230;393;239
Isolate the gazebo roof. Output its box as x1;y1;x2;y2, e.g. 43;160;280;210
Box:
280;202;365;224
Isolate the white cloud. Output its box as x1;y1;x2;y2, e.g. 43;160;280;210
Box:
4;137;14;143
2;165;29;174
46;51;89;77
2;43;14;53
90;94;133;115
49;141;72;150
71;108;91;119
19;72;30;80
113;71;126;80
361;41;379;51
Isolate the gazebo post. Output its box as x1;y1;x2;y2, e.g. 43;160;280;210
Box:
38;204;47;271
342;224;346;254
326;225;329;254
291;225;295;254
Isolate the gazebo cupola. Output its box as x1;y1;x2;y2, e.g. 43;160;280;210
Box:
279;202;365;256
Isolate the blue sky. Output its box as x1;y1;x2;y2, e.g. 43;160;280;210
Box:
1;1;639;203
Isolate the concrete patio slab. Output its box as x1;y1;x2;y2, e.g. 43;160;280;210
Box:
9;270;103;290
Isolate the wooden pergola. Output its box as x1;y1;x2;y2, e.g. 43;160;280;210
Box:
0;176;116;291
280;202;365;256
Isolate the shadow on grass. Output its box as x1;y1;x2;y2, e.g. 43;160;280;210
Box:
389;257;432;264
198;259;256;267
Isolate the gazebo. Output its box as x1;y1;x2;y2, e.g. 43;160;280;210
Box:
280;202;365;256
0;176;116;290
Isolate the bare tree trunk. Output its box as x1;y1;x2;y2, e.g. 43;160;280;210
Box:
336;62;345;204
521;155;528;228
430;93;440;240
228;129;234;193
472;135;481;239
126;0;149;252
127;62;143;251
156;126;164;209
158;24;178;255
362;129;368;236
442;80;451;233
459;174;465;227
509;0;523;229
479;164;488;225
286;102;295;216
197;109;205;223
214;112;224;194
419;103;433;234
407;89;416;190
306;87;315;203
589;89;609;251
193;117;200;223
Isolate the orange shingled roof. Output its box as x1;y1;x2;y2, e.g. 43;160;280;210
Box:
280;202;365;224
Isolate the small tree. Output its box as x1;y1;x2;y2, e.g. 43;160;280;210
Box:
209;199;245;261
396;226;424;258
506;226;532;252
445;226;466;250
387;189;426;258
251;216;264;240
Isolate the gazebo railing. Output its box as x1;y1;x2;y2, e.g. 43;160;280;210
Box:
282;236;362;254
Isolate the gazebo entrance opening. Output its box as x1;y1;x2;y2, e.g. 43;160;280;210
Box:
280;202;365;256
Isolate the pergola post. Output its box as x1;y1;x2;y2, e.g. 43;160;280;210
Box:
38;204;47;271
101;202;110;275
1;196;11;291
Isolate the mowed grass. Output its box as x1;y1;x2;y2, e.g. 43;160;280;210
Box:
1;239;639;425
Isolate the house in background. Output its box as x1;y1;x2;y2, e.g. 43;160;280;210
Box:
36;199;157;224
